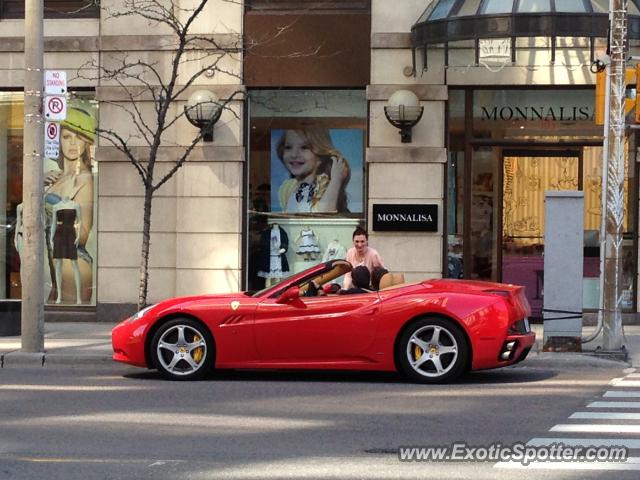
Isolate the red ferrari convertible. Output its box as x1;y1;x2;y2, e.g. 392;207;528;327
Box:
112;259;535;383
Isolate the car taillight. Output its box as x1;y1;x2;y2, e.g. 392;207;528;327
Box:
508;318;530;334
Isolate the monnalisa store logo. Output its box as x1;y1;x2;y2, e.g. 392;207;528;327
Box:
479;38;511;72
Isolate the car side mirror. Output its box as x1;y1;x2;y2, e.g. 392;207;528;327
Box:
276;286;300;304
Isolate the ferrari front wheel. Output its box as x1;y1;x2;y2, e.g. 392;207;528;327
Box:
150;318;214;380
397;317;468;384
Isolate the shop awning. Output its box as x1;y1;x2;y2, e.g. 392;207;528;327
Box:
411;0;640;67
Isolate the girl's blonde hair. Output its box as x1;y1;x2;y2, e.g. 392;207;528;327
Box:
276;129;351;212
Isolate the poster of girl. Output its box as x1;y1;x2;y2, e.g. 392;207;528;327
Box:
271;128;364;213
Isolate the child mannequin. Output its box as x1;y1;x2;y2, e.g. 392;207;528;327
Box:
50;197;82;304
257;223;290;287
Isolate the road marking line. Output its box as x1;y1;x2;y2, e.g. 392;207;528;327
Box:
495;458;640;470
587;401;640;408
527;437;640;448
609;380;640;387
551;424;640;433
604;391;640;398
570;412;640;420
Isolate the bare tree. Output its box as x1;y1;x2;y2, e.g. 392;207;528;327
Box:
76;0;244;309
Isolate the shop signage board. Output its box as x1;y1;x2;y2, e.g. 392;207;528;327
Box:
44;95;67;121
44;70;67;95
44;122;60;158
372;204;438;232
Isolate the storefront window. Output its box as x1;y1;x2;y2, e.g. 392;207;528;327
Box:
246;90;366;291
0;92;98;304
446;87;637;315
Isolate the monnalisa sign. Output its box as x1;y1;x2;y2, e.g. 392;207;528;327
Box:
372;204;438;232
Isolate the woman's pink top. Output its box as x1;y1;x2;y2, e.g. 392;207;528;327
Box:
343;246;384;289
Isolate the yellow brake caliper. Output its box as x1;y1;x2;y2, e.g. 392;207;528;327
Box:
192;335;204;363
414;344;423;361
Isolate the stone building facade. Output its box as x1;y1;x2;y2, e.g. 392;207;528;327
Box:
0;0;638;320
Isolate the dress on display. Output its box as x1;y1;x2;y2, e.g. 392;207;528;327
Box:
257;226;290;279
322;240;346;262
296;228;321;258
53;209;78;260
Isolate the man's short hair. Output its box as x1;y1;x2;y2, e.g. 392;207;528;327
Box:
351;266;371;289
352;226;368;240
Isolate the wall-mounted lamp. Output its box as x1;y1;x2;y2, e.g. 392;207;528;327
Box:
185;90;223;142
384;90;424;143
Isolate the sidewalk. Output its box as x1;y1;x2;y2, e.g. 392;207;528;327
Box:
0;322;113;366
1;321;640;368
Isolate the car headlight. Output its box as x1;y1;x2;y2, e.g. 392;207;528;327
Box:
129;304;155;322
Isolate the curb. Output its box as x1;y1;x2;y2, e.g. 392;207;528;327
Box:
521;351;631;369
1;351;112;367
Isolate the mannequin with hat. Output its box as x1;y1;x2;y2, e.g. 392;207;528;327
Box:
44;105;96;303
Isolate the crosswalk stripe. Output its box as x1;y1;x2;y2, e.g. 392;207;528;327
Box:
527;437;640;448
604;391;640;398
497;371;640;470
494;459;640;470
610;380;640;387
588;401;640;408
570;412;640;420
551;424;640;433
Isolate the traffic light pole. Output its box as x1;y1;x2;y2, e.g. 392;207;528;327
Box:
22;0;45;352
602;0;627;351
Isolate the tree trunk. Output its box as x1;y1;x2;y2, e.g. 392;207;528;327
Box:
138;186;154;310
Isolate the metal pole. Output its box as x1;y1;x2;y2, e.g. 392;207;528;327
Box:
22;0;45;351
602;0;627;351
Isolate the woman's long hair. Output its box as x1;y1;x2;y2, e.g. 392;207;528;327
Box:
276;129;351;212
58;126;92;173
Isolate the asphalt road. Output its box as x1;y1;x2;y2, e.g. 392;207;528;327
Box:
0;360;637;480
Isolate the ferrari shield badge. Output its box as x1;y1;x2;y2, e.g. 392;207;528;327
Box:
230;301;240;311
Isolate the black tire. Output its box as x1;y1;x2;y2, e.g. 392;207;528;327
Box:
150;318;215;381
396;317;468;384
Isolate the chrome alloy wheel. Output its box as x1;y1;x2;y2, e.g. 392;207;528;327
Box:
406;324;459;378
155;324;208;377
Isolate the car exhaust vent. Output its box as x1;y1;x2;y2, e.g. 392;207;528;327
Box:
498;340;518;361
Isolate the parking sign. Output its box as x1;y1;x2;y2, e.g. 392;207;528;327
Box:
44;95;67;121
44;122;60;158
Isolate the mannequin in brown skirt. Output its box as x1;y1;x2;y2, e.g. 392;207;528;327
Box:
50;197;82;304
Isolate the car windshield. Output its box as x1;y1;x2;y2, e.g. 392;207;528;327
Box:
249;271;300;297
249;260;353;298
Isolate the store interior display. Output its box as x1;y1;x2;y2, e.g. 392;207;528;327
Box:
247;90;367;292
295;227;320;261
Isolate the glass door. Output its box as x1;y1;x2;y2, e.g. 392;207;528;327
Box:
501;151;579;317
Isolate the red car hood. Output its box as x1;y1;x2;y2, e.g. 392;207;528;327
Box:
154;292;249;310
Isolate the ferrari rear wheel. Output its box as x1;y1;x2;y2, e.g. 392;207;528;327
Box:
151;318;214;380
397;317;468;384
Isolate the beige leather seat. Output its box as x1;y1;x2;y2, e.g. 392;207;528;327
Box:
378;272;405;290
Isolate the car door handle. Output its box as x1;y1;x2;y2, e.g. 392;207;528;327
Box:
364;307;379;315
